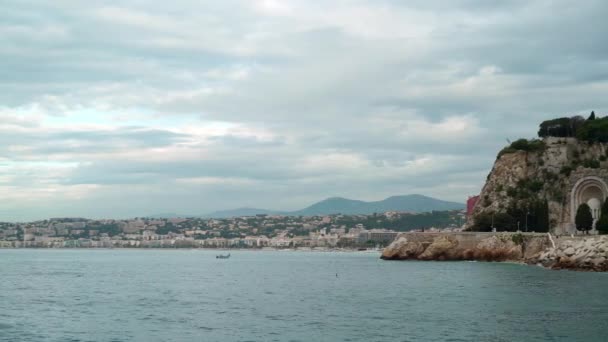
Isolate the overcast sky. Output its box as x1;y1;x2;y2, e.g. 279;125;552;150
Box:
2;0;608;221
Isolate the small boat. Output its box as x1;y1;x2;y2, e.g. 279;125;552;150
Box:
216;253;230;259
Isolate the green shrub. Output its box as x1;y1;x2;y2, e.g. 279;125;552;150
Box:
542;170;558;181
548;186;565;202
516;178;544;194
582;159;600;169
560;165;573;176
596;215;608;235
471;213;493;232
528;180;544;192
498;139;546;158
577;116;608;143
597;198;608;235
497;147;517;158
575;203;593;233
511;233;525;245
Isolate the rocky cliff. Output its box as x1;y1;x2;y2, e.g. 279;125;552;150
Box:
467;137;608;234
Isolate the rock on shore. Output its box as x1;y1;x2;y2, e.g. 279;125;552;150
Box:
381;232;608;271
534;236;608;271
381;233;531;261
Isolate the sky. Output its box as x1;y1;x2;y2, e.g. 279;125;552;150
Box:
2;0;608;221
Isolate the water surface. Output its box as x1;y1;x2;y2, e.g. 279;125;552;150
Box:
1;249;607;341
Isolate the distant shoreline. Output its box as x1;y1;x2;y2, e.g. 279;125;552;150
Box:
0;247;383;253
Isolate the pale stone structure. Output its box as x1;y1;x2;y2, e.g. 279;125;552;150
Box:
562;175;608;234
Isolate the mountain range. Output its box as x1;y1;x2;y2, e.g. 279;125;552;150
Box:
149;194;464;219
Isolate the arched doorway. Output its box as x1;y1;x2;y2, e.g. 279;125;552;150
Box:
570;176;608;233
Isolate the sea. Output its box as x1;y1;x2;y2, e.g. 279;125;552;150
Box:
1;249;607;342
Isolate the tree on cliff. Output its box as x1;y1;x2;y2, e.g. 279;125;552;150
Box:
538;116;585;138
596;215;608;235
471;212;515;232
533;199;550;232
576;116;608;143
596;198;608;235
575;203;593;234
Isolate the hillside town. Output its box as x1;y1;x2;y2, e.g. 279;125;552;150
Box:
0;211;465;249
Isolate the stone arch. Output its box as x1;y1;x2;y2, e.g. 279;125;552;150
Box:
570;176;608;231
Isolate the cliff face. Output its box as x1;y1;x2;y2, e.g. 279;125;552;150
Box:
468;137;608;233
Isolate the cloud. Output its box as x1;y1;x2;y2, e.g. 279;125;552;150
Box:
1;0;608;220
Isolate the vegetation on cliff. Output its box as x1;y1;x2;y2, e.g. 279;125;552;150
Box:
470;110;607;233
497;138;545;159
537;111;608;143
471;198;549;232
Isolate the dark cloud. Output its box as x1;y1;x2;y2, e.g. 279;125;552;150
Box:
1;0;608;220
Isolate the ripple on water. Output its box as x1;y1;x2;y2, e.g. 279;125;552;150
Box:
1;250;608;342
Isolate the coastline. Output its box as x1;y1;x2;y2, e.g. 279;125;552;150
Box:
380;231;608;272
0;246;382;253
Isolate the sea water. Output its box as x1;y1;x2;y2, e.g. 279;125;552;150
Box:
1;249;607;342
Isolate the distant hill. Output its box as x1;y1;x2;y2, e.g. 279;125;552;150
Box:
291;194;464;216
198;194;463;218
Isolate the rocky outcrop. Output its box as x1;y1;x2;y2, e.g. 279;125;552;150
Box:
472;235;522;261
534;236;608;271
418;236;459;260
380;236;425;259
382;232;608;272
467;137;608;234
381;232;536;262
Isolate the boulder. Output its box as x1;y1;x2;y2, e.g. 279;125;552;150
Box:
474;235;522;261
381;237;425;260
418;236;459;260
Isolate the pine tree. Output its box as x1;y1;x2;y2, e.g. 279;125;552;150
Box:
588;111;596;120
596;198;608;234
575;203;593;233
596;215;608;234
602;197;608;216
